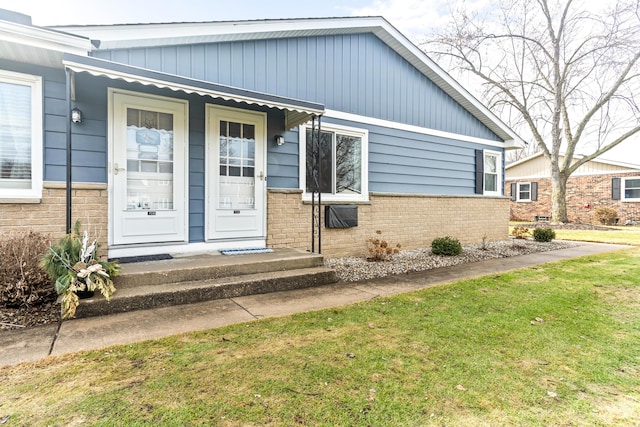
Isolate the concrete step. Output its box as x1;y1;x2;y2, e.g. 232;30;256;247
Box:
113;248;325;288
74;266;338;318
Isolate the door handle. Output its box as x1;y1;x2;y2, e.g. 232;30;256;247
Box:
114;162;126;175
258;171;265;181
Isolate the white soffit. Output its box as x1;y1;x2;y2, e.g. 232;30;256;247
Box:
0;19;91;68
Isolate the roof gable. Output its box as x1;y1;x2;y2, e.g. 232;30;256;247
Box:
506;152;640;179
57;17;522;146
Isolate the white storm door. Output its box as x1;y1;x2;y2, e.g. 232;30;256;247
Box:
206;105;266;240
111;91;188;245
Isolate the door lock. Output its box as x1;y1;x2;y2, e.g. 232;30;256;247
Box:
258;171;266;181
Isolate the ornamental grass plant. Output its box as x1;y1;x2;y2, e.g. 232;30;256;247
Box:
40;221;120;319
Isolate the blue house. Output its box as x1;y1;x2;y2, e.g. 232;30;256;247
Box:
0;10;521;258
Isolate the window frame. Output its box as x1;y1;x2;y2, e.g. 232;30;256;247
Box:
621;176;640;202
299;122;368;203
483;150;502;196
516;182;532;202
0;69;43;200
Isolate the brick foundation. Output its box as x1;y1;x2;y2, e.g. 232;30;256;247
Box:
267;189;510;257
0;182;108;250
507;173;640;224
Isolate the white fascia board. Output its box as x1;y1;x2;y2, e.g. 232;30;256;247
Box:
56;17;381;48
325;109;508;149
505;152;545;170
0;20;91;56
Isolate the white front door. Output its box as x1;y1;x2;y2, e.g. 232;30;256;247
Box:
206;105;266;240
110;90;188;246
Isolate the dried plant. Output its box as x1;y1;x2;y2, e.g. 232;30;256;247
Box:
511;226;530;239
0;231;53;307
367;230;401;262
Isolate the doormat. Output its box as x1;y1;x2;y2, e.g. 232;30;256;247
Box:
220;248;274;256
112;254;174;264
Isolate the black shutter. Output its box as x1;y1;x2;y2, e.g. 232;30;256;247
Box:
475;150;484;194
531;182;538;201
612;178;621;200
510;183;517;201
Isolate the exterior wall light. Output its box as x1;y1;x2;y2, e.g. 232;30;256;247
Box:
71;107;82;124
274;135;285;146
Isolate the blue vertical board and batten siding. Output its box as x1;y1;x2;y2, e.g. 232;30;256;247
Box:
91;33;501;141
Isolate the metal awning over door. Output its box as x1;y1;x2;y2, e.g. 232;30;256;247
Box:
62;53;324;129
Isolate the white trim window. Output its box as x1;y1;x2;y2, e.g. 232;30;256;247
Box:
517;182;531;201
483;150;502;196
622;177;640;201
300;123;368;202
0;70;43;199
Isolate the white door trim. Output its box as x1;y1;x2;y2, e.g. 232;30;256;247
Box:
107;88;189;247
205;104;267;242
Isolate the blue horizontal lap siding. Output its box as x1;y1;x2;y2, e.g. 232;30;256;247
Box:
0;60;107;185
328;117;495;195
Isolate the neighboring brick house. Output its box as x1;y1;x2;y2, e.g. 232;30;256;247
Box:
506;153;640;224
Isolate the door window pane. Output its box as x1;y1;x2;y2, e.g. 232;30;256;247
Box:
125;108;174;211
218;121;255;209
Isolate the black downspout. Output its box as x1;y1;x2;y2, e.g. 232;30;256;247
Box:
65;68;72;234
316;115;322;254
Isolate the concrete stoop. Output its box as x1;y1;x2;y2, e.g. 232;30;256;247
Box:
74;248;338;318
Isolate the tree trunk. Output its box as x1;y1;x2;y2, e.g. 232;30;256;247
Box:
550;166;568;223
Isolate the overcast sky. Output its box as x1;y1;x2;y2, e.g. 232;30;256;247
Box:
1;0;636;162
0;0;450;40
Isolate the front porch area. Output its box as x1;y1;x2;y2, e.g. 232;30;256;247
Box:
74;248;337;318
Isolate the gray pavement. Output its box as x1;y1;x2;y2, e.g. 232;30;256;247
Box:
0;242;631;368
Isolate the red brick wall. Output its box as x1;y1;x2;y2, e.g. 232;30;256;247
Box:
507;172;640;224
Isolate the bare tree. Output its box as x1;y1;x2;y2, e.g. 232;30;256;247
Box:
429;0;640;222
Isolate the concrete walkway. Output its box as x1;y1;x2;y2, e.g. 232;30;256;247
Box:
0;242;631;368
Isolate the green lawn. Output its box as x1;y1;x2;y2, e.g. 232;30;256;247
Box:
1;248;639;426
510;223;640;246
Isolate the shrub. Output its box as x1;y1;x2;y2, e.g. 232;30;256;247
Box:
431;236;462;256
511;226;530;239
367;230;401;262
594;207;618;225
0;231;54;308
532;227;556;242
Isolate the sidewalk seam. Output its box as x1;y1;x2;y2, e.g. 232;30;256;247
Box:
229;298;260;320
48;321;62;356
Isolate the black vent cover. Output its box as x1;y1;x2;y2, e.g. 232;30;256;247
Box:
325;205;358;228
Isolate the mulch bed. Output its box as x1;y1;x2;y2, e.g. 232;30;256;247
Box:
1;300;61;331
